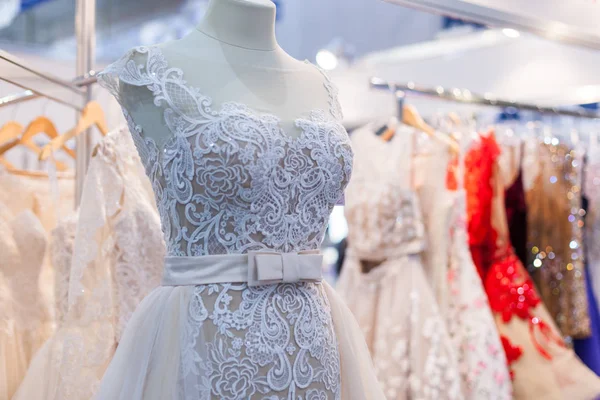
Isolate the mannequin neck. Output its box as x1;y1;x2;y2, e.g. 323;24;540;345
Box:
197;0;278;51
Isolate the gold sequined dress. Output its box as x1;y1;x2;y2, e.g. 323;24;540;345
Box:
524;140;590;339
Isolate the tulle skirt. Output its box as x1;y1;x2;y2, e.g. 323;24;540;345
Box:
0;323;28;400
95;254;385;400
0;306;52;400
336;252;464;400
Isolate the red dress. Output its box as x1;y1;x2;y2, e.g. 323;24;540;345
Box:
462;133;600;399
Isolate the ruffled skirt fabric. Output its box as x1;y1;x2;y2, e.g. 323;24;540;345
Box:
95;281;384;400
0;301;52;400
337;253;464;400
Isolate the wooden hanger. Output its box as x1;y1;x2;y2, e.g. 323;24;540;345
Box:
380;116;399;142
447;112;462;127
0;122;24;146
0;136;69;171
0;156;14;169
39;101;109;161
402;104;461;155
0;138;19;155
22;117;76;158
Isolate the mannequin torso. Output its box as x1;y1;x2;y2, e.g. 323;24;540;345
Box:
123;0;333;142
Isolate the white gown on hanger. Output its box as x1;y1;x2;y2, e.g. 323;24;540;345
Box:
0;163;75;328
0;203;27;400
93;45;383;400
415;134;512;399
0;202;51;400
12;127;164;400
336;124;464;400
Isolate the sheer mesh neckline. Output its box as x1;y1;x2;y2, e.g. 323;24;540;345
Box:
128;46;343;149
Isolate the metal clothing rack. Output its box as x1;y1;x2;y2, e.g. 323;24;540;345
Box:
0;72;98;109
370;77;600;119
0;49;87;110
0;0;97;206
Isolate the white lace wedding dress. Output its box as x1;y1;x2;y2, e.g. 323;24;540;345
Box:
12;127;164;400
0;202;52;400
94;45;383;400
336;124;464;400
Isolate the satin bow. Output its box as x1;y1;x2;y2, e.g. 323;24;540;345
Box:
247;251;324;287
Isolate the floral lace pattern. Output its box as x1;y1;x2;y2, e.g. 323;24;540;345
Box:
53;129;164;400
50;215;77;326
447;193;512;399
180;282;340;400
98;46;352;257
97;47;351;399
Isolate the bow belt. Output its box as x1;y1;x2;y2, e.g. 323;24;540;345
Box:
162;251;324;287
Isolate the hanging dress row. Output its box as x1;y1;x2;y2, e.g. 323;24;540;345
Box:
337;123;512;400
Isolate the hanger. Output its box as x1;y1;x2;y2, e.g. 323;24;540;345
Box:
377;84;460;155
0;135;70;171
379;89;405;142
39;101;109;161
379;116;399;141
0;157;14;169
0;121;24;146
447;112;462;127
403;103;461;156
21;117;76;158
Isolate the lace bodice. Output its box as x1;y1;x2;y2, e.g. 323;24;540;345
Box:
344;124;424;260
98;46;352;257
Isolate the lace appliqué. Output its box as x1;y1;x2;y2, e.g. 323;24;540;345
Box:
50;215;77;326
181;282;341;400
57;129;164;399
98;46;352;257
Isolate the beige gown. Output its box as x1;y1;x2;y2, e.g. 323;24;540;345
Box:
337;124;464;400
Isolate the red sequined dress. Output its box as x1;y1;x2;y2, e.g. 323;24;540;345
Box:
464;133;600;400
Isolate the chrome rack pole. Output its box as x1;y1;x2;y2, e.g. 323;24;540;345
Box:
370;77;600;119
74;0;96;207
0;74;98;108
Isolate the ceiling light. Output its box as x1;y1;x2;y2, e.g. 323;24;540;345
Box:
502;28;520;38
316;50;339;71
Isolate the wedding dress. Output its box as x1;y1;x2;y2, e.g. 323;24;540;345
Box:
0;203;27;400
12;127;164;400
336;124;463;400
93;45;383;400
416;135;512;399
0;201;51;399
0;166;75;325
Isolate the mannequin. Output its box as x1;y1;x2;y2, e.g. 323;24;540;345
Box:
123;0;333;142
